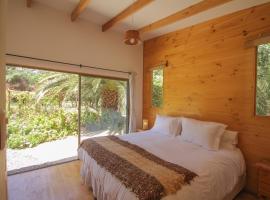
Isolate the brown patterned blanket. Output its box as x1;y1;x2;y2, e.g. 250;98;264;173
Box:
80;136;197;200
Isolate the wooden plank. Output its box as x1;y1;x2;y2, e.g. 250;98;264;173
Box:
138;0;233;33
71;0;91;22
26;0;32;8
246;31;270;48
143;2;270;193
102;0;154;32
8;161;93;200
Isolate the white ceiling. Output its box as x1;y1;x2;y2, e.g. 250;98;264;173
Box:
35;0;270;40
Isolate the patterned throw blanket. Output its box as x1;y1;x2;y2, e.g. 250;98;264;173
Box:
80;136;197;200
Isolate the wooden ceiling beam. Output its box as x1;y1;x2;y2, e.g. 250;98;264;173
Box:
26;0;32;8
102;0;154;32
138;0;233;33
71;0;91;22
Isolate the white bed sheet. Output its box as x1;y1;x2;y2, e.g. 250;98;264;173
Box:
78;130;246;200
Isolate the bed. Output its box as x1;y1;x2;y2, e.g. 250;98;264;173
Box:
78;117;246;200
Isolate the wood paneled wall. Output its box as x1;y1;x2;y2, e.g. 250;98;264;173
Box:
143;2;270;193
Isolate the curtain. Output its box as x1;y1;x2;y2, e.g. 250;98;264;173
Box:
128;72;136;133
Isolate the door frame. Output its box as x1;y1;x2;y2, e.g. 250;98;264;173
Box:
0;0;7;199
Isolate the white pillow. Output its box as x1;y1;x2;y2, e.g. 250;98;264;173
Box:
220;130;238;150
151;115;181;136
181;118;227;151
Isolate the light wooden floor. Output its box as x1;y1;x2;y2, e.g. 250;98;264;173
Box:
8;160;257;200
8;160;93;200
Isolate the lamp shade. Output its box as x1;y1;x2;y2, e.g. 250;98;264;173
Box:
142;119;149;130
124;30;141;45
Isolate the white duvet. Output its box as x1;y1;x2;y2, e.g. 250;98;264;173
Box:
78;131;246;200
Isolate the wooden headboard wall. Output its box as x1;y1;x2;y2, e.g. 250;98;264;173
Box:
143;2;270;193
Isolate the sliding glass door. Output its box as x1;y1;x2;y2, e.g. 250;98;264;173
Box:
6;65;129;173
80;75;129;141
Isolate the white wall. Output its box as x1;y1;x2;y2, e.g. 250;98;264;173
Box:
0;0;7;199
6;0;143;128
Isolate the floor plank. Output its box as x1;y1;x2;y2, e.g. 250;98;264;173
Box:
8;161;93;200
8;160;257;200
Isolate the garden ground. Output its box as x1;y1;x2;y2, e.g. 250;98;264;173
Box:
7;130;111;174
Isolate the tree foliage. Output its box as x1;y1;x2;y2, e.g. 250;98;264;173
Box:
152;69;163;107
7;90;77;149
6;67;128;149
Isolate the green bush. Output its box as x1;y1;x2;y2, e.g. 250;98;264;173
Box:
6;67;128;149
100;109;125;133
81;110;99;126
8;103;78;149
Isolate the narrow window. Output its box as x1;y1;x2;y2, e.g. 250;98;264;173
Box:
152;68;163;107
256;43;270;116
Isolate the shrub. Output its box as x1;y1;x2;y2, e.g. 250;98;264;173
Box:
80;108;126;134
8;103;78;149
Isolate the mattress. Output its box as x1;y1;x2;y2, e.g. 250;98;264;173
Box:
78;131;246;200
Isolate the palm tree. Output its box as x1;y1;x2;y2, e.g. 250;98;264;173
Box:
36;73;127;113
36;73;79;107
36;72;128;133
100;79;127;111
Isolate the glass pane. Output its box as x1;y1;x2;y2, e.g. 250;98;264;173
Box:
6;66;79;172
256;43;270;116
152;68;163;107
80;76;128;140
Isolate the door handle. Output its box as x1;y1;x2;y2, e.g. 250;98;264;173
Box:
0;110;7;150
